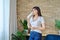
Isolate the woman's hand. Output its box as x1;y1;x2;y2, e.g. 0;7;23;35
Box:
28;28;31;33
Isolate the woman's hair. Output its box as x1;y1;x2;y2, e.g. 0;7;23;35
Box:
33;6;42;16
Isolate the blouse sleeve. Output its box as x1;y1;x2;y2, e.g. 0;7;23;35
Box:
40;17;45;23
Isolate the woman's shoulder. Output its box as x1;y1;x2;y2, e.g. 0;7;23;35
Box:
39;16;45;23
39;16;44;19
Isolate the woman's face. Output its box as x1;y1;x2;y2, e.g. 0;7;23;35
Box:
32;8;38;15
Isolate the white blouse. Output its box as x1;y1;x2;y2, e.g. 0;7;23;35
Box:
30;16;45;33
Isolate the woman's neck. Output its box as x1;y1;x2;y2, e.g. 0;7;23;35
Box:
34;14;38;18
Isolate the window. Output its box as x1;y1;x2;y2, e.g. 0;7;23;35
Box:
0;0;10;40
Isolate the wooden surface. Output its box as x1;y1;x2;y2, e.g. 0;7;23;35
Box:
26;33;47;36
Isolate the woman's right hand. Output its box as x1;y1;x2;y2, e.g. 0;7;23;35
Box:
28;28;31;33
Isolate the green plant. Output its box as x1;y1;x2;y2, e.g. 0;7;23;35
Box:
55;20;60;29
12;30;26;40
19;19;28;30
16;30;26;40
12;19;28;40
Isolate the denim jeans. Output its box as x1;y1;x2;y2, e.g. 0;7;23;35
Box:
29;31;42;40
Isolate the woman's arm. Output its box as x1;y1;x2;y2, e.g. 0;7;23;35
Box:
38;17;46;30
38;23;45;30
27;12;33;19
27;11;33;28
27;19;31;33
27;18;31;29
27;12;33;33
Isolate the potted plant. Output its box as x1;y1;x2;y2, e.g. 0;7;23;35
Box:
11;19;28;40
12;30;26;40
55;19;60;35
19;19;28;34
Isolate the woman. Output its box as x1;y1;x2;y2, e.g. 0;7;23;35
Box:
27;6;45;40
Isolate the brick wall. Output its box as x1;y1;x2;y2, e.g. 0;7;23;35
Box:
17;0;60;35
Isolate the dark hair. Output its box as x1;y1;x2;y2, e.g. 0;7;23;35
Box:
33;6;42;16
